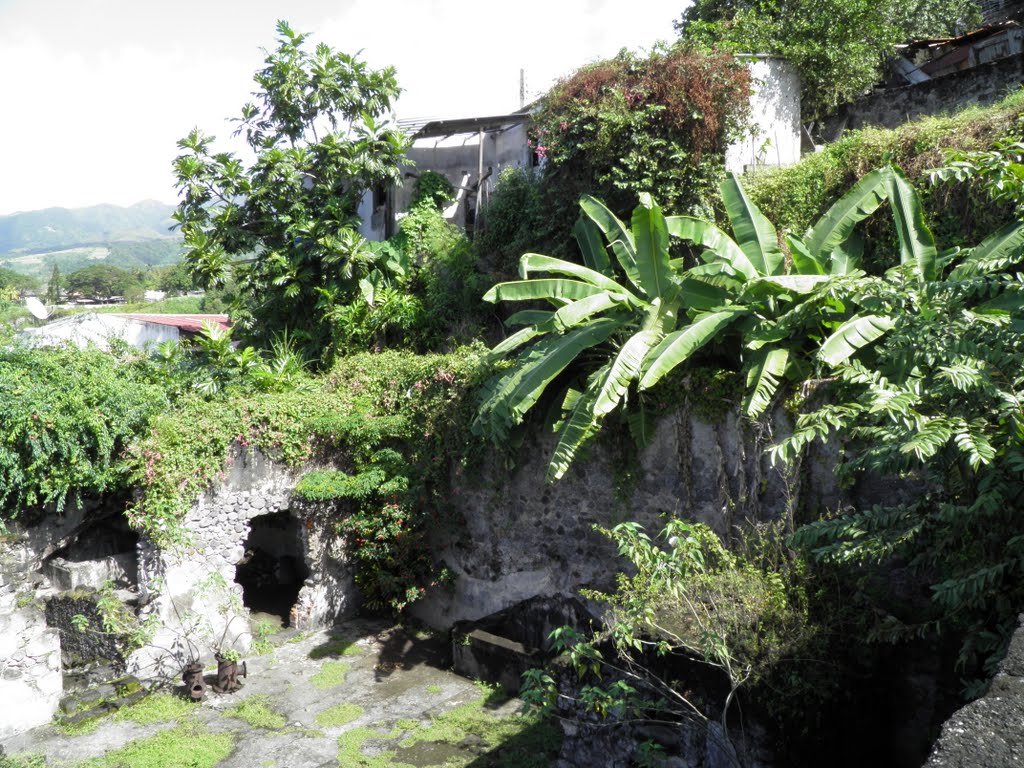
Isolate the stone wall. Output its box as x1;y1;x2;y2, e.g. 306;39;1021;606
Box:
926;614;1024;767
846;52;1024;131
130;447;357;678
413;404;843;629
0;539;63;741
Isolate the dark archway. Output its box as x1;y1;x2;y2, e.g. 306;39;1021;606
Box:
234;510;309;626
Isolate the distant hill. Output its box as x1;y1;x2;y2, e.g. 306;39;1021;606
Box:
0;200;178;254
0;201;183;279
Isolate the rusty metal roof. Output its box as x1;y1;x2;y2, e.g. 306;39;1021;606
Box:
114;314;231;333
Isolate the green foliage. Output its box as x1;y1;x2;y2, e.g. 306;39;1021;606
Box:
128;347;486;611
226;694;288;729
410;170;455;210
311;660;351;689
524;521;807;745
770;178;1024;686
332;203;483;351
745;90;1024;272
315;701;363;727
474;168;547;278
477;166;938;480
173;21;410;365
528;45;751;255
678;0;980;121
75;720;234;768
65;264;139;300
0;344;169;521
0;267;38;297
113;692;194;725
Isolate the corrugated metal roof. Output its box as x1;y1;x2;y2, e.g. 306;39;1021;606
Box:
114;314;231;333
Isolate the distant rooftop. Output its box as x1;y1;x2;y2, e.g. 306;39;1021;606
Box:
113;314;230;333
400;111;531;139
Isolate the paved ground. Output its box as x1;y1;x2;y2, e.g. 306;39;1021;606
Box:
0;617;560;768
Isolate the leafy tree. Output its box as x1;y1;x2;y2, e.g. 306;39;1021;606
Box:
65;264;137;300
173;21;410;364
677;0;981;121
45;264;62;304
0;267;37;301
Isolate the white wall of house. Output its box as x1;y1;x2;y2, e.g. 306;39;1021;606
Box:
725;56;802;174
399;122;532;229
19;313;180;350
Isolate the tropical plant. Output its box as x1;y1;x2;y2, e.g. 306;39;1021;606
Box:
474;166;940;480
474;193;748;481
172;21;410;364
769;171;1024;691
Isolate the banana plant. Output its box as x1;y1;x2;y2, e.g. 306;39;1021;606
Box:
669;165;940;419
473;193;747;481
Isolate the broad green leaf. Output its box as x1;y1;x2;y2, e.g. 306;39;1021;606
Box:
506;309;554;326
519;253;635;299
950;220;1024;279
805;167;889;258
639;309;746;390
593;330;663;416
748;274;831;294
667;215;756;280
632;194;674;301
677;276;731;311
818;314;896;366
580;195;639;286
574;215;612;276
830;233;864;275
786;234;825;276
552;293;626;331
483;278;606;304
547;375;604;482
475;318;623;435
743;347;790;419
488;326;544;360
886;166;937;283
720;172;784;276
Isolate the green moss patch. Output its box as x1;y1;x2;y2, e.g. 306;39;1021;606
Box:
315;702;364;728
113;692;194;725
225;694;287;730
73;721;234;768
311;660;352;689
309;637;364;659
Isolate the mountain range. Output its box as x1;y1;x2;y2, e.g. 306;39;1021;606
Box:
0;201;183;279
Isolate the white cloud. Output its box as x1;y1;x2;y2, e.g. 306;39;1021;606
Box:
0;0;683;215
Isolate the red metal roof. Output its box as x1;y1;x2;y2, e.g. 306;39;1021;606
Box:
114;314;231;333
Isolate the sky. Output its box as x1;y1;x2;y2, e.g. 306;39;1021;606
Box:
0;0;686;216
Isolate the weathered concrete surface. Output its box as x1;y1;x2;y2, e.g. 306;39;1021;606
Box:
0;618;545;767
131;447;357;680
926;615;1024;767
415;405;841;629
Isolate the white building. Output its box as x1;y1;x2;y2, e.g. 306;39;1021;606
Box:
19;313;230;350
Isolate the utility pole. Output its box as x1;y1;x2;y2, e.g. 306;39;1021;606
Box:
520;68;525;110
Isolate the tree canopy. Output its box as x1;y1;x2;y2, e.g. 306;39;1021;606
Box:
677;0;981;120
173;20;410;365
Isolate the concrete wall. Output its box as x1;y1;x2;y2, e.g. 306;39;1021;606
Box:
413;403;845;629
399;122;532;228
0;538;63;740
847;52;1024;130
726;56;802;174
130;448;357;679
19;313;180;351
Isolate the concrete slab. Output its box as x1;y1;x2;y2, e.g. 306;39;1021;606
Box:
0;617;559;767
